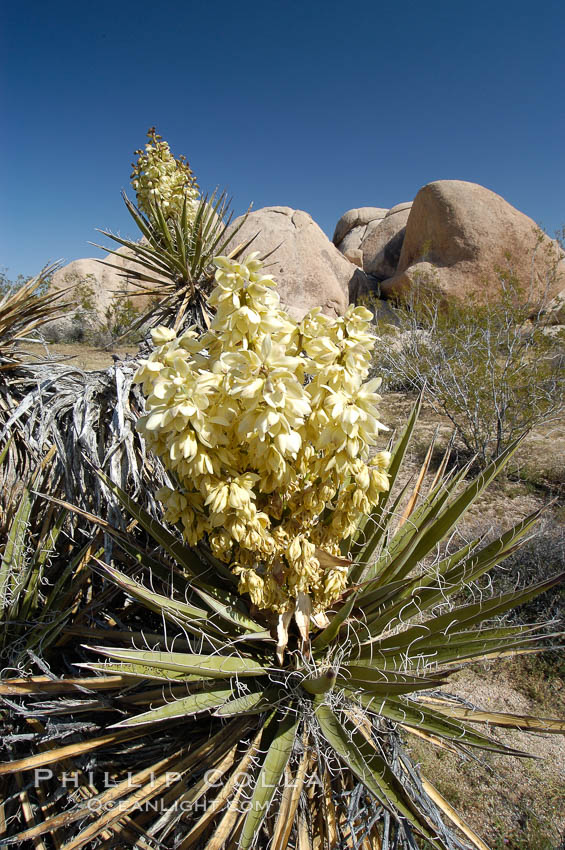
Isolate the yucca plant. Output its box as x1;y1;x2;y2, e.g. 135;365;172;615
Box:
95;127;251;336
0;442;98;670
0;442;130;847
1;254;563;850
0;266;70;477
0;266;66;369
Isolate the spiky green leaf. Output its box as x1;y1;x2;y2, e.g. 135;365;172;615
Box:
315;703;447;847
215;686;281;717
86;646;269;679
112;684;234;726
239;711;298;850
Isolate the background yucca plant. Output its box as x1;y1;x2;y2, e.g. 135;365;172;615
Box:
96;188;250;336
95;127;251;337
0;267;65;368
1;400;563;850
0;267;68;472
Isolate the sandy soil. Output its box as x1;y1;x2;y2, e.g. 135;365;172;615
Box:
406;658;565;848
19;341;140;371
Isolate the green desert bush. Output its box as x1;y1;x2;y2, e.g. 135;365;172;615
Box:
103;291;144;343
0;268;54;299
373;264;565;466
41;271;98;343
0;269;29;297
69;273;98;341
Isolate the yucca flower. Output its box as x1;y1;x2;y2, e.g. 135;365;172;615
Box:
134;254;389;618
99;128;253;334
131;126;199;221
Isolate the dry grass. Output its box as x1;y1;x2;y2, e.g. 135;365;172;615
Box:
20;341;139;371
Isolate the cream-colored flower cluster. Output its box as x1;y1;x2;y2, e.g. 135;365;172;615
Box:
131;128;199;220
134;254;390;614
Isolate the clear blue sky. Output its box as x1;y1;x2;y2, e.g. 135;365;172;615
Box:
2;0;564;278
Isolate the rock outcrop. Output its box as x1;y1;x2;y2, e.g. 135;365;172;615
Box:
47;182;563;343
333;207;388;254
542;288;565;325
379;181;564;303
46;246;157;340
333;204;412;280
361;204;412;279
225;206;371;319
